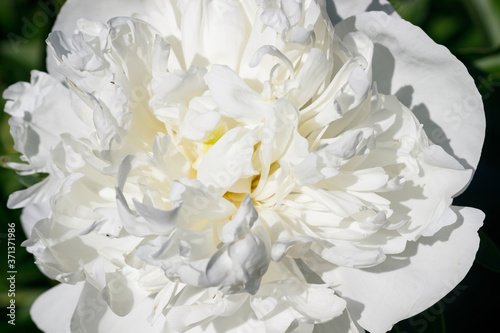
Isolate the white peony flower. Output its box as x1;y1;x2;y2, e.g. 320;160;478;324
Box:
3;0;485;332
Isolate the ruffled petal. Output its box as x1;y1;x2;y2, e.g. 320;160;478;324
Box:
313;309;365;333
8;2;483;333
31;282;84;333
180;0;250;70
3;70;88;172
197;127;259;193
71;282;166;333
20;202;51;237
206;65;268;124
325;206;483;333
334;11;485;170
47;0;150;78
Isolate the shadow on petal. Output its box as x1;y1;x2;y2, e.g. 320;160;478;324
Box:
372;43;395;95
394;85;413;108
412;103;472;170
366;0;396;15
340;297;365;323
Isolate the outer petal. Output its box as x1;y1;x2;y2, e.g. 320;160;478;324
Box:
325;207;483;333
31;282;84;333
20;202;51;237
71;282;166;333
313;309;365;333
47;0;149;78
3;70;88;171
334;11;485;170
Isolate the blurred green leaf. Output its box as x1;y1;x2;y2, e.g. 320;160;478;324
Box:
0;0;16;32
426;15;465;45
16;173;48;188
0;39;45;73
474;53;500;74
463;0;500;48
391;0;431;26
476;229;500;273
0;113;15;153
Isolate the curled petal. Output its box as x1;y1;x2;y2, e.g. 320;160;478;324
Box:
334;11;485;170
325;207;483;333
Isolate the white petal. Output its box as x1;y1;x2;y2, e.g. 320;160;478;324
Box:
197;127;258;193
287;284;346;324
47;0;149;79
150;66;208;127
207;225;271;295
165;292;247;331
31;282;84;333
222;195;258;243
180;0;248;69
7;174;80;209
206;65;268;124
153;133;191;183
395;144;473;240
335;11;485;170
3;70;88;171
287;48;330;108
180;100;221;141
71;282;165;333
257;98;299;187
326;206;483;333
20;202;51;237
311;239;386;268
116;188;178;237
169;177;236;224
102;268;151;316
313;309;365;333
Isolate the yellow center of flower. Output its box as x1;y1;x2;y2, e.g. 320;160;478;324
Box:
202;121;228;152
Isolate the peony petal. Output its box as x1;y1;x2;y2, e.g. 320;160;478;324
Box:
47;0;149;79
207;223;271;295
7;173;81;209
71;282;166;333
313;309;365;333
20;202;51;237
221;195;258;243
206;65;268;124
180;0;249;70
325;206;483;333
5;2;483;333
102;268;151;316
31;282;83;332
287;284;346;324
197;127;258;193
165;291;247;331
169;177;236;224
334;11;485;170
3;70;88;171
179;100;221;141
287;48;330;108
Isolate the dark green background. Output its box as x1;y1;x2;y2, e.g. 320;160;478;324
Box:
0;0;499;332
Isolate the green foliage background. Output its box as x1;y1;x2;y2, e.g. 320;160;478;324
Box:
0;0;499;332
